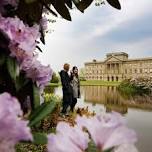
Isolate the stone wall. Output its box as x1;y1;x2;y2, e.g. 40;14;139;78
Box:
84;52;152;81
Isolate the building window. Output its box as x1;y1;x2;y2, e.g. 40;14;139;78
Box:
107;64;110;70
130;69;132;74
145;69;148;73
140;69;142;73
116;76;119;81
111;76;114;81
125;69;127;74
135;69;137;73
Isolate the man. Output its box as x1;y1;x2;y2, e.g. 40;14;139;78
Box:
59;63;73;115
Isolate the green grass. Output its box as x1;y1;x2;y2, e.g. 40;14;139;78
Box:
80;80;120;86
118;80;151;96
48;83;60;87
48;81;120;87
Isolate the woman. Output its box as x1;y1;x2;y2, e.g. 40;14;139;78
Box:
70;66;80;112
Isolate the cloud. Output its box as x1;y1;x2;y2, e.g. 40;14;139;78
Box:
90;0;152;38
38;0;152;72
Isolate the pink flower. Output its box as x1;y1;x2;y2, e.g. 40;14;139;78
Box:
9;43;33;63
114;144;138;152
20;55;53;91
0;16;40;52
48;134;82;152
57;122;90;151
0;93;33;152
0;0;18;7
47;122;90;152
0;0;18;15
40;17;48;31
76;112;137;151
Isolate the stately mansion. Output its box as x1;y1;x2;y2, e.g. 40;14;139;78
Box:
84;52;152;81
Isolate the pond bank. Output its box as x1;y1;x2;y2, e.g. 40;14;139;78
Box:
48;80;120;87
118;78;152;96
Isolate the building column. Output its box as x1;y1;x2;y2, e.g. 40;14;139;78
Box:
110;63;111;74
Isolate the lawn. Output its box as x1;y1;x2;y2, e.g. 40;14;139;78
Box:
48;80;120;87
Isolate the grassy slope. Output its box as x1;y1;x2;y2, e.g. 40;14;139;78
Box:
49;81;120;87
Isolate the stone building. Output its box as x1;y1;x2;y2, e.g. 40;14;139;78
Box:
84;52;152;81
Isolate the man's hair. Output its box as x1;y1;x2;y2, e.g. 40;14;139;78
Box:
63;63;70;70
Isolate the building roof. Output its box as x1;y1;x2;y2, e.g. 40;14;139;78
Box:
106;52;128;57
126;57;152;62
84;52;152;65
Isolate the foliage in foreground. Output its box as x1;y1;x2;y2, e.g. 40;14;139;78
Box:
0;0;139;152
118;78;152;96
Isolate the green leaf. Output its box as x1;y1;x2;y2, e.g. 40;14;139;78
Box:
29;101;56;127
0;53;6;65
40;25;45;44
87;140;99;152
64;0;73;9
15;75;29;91
33;84;40;109
32;132;48;145
25;0;37;4
106;0;121;10
103;147;114;152
29;102;48;120
17;0;43;25
7;57;19;81
72;0;94;12
42;2;58;17
51;0;71;21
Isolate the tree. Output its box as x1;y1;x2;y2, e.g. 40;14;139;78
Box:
79;68;86;81
51;72;59;83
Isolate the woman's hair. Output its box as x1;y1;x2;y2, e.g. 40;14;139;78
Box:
72;66;79;77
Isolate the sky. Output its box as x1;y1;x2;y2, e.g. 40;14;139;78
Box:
38;0;152;72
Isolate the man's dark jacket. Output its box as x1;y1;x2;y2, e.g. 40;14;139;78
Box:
59;70;72;95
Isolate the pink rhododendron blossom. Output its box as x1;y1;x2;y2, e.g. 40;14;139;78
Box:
9;43;33;63
0;0;18;7
57;122;90;151
102;126;137;150
0;16;40;52
76;112;137;151
0;0;18;15
48;134;82;152
0;93;33;152
96;111;126;127
47;122;90;152
40;17;48;31
20;55;53;91
114;144;138;152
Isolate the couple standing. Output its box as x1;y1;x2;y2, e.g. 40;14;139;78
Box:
59;63;80;115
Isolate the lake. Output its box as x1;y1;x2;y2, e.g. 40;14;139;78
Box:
49;86;152;152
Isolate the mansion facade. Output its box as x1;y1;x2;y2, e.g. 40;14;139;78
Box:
84;52;152;81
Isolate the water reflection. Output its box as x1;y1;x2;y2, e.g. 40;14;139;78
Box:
50;85;152;152
83;86;152;114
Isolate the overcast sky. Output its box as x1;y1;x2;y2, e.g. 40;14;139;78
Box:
38;0;152;72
